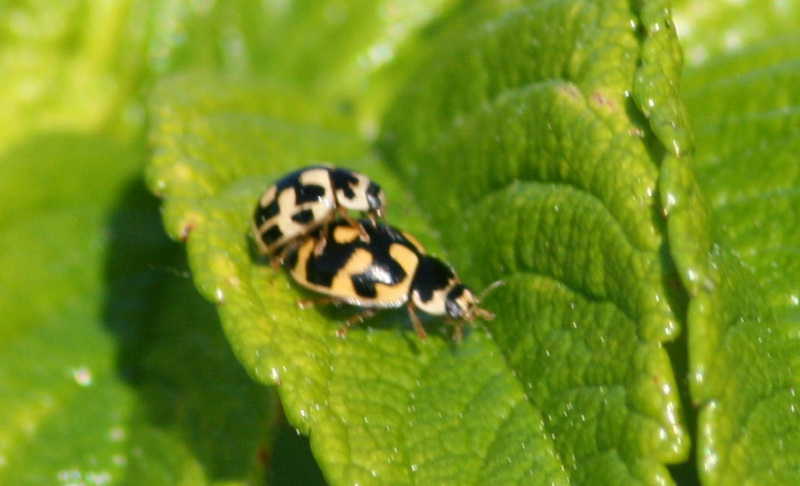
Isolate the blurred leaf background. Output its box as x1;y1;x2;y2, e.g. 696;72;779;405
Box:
1;0;799;485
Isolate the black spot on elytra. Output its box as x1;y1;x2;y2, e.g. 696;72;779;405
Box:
261;225;283;245
291;209;314;224
254;199;280;226
329;168;360;200
303;220;419;299
271;167;329;206
294;183;326;204
351;255;406;298
305;243;356;288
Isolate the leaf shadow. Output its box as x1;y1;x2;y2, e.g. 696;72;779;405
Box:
101;177;324;484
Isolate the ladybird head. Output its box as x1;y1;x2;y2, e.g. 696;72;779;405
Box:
445;285;490;322
444;280;504;322
441;280;503;342
365;181;386;218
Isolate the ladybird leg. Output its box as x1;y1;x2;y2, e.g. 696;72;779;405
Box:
312;219;336;256
313;222;329;256
297;297;336;309
271;238;302;269
338;207;370;243
453;323;464;343
406;303;427;341
441;317;464;342
366;209;381;228
270;245;291;270
355;219;370;243
337;309;379;338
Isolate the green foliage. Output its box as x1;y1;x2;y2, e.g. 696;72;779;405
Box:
1;0;799;484
673;1;800;483
0;136;279;484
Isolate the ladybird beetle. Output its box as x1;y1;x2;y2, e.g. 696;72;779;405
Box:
253;166;387;263
285;220;500;341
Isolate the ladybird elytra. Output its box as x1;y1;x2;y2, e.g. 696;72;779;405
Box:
252;165;387;262
288;221;419;309
286;219;498;341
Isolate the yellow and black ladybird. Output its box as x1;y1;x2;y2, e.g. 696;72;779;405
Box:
286;220;499;341
253;166;386;262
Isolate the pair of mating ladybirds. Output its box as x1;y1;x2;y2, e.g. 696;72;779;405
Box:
252;165;500;341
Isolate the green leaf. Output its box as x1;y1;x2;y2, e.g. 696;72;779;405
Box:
9;0;800;483
0;0;313;481
144;0;459;120
146;1;690;484
671;2;800;483
0;138;140;484
0;1;149;152
0;135;282;483
673;0;800;66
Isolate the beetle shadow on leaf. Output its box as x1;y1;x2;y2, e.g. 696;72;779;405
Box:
305;297;449;354
285;276;436;348
101;178;324;484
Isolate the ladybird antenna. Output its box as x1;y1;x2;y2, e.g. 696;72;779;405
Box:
477;280;505;302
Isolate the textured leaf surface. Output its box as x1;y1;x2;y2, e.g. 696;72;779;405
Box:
15;0;800;484
673;1;800;483
382;0;689;483
147;1;689;484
